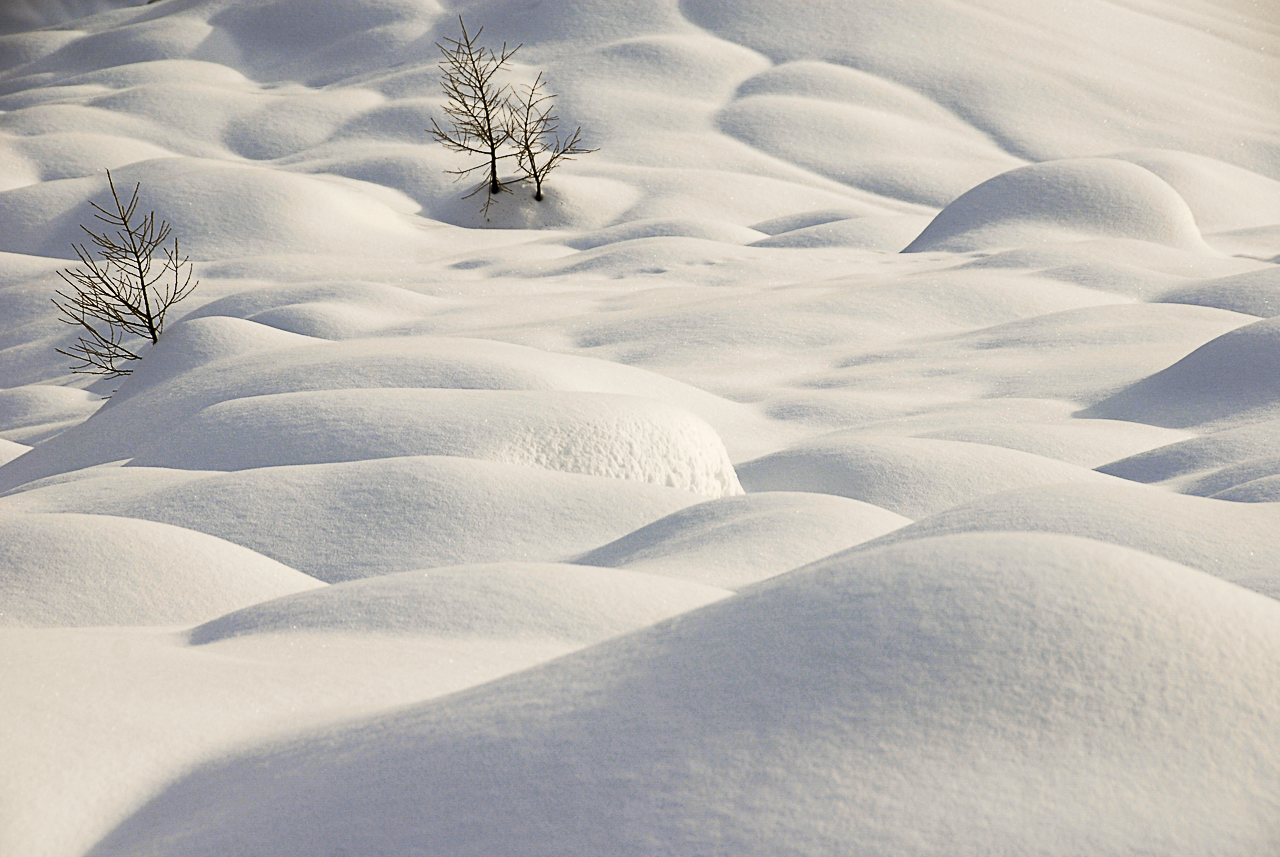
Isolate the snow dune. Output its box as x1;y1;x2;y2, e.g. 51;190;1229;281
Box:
87;533;1280;857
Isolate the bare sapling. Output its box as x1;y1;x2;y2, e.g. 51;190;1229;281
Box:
429;16;520;216
52;170;197;383
508;72;596;201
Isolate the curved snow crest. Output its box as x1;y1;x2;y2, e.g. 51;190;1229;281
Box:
903;158;1213;253
87;532;1280;857
129;388;744;498
0;334;755;493
1084;317;1280;428
0;456;703;583
190;561;730;645
576;491;910;590
736;433;1118;518
0;512;323;627
857;481;1280;601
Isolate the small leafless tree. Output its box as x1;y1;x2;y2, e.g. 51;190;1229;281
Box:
52;170;197;382
508;72;596;201
428;17;520;217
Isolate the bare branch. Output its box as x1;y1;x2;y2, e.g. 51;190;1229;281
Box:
51;170;198;386
428;16;522;217
507;73;597;202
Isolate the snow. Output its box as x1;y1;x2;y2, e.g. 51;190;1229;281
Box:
0;0;1277;853
86;533;1280;857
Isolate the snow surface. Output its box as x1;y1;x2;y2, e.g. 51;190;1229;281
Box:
0;0;1277;854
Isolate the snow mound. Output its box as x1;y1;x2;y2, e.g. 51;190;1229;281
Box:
903;159;1211;253
1;457;701;583
1084;317;1280;428
1157;267;1280;318
89;532;1280;857
565;218;766;250
128;388;743;497
1176;455;1280;499
719;63;1021;206
864;481;1280;600
0;335;754;492
751;214;933;252
576;491;909;589
1108;149;1280;234
112;316;322;400
1098;418;1280;485
0;512;322;627
1212;475;1280;503
736;434;1114;518
917;418;1189;469
190;561;729;645
0;384;100;444
0;159;434;260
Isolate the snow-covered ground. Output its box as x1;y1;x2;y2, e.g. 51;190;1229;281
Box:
1;0;1278;854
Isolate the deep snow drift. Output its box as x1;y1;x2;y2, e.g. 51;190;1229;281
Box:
0;0;1277;855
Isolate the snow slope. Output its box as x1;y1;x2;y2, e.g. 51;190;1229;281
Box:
0;0;1276;854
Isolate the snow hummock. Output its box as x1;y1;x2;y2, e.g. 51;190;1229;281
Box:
0;0;1277;854
0;512;322;626
903;159;1212;253
85;533;1280;857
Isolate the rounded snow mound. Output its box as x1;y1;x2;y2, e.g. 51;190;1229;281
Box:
1108;149;1280;234
736;434;1114;518
0;384;100;444
128;389;743;498
1098;418;1280;485
576;491;909;589
190;561;729;645
865;481;1280;600
0;158;435;260
0;512;323;627
1157;267;1280;318
4;457;702;583
1084;317;1280;428
93;532;1280;857
1213;475;1280;503
903;158;1212;253
566;218;766;250
0;335;753;493
111;316;321;402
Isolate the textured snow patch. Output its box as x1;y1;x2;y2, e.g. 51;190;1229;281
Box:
129;388;743;497
88;532;1280;857
0;512;322;627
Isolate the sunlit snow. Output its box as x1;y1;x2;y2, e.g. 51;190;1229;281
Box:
1;1;1278;855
